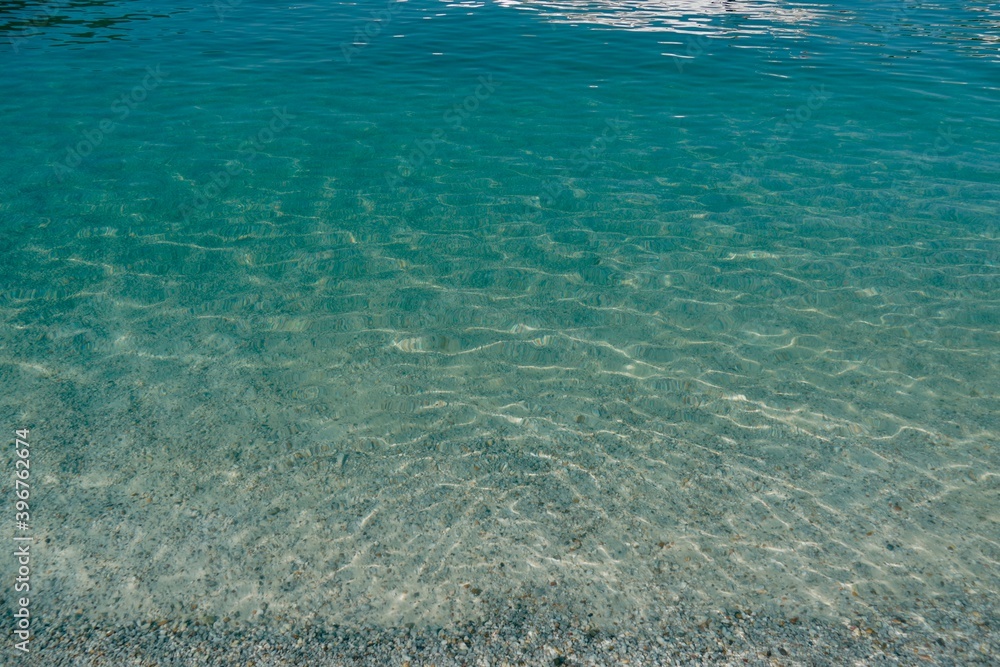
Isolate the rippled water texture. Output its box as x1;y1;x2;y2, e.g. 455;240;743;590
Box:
1;0;998;636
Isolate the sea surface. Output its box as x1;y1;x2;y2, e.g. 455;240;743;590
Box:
1;0;998;645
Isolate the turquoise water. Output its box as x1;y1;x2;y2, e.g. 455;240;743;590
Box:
2;0;998;638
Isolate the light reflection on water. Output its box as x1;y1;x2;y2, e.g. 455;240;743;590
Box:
493;0;838;34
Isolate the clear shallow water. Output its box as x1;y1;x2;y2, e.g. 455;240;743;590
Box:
1;0;998;637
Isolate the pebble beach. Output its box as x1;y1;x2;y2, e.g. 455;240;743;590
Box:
15;594;999;666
